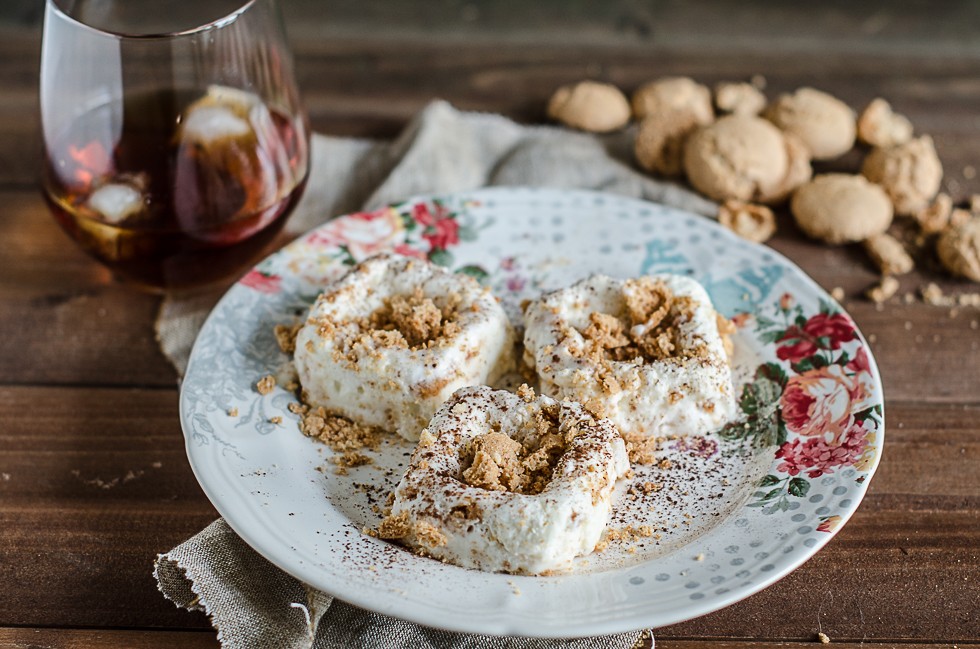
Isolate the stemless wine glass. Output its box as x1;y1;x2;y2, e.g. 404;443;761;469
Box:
40;0;310;291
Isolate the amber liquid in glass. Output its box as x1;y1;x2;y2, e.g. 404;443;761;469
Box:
42;86;308;291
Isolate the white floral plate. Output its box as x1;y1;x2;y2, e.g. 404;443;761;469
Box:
180;187;884;637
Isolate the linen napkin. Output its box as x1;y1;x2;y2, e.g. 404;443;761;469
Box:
155;99;712;648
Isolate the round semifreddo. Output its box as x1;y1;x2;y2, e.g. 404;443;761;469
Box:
293;253;515;441
522;274;737;463
380;385;630;575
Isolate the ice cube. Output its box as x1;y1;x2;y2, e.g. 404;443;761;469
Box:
180;105;252;144
179;85;261;145
87;182;145;224
204;85;260;110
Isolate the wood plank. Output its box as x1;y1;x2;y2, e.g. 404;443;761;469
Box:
2;28;980;183
1;387;976;636
0;629;967;649
0;628;218;649
0;386;215;629
4;0;980;58
2;187;979;398
0;190;178;387
662;643;975;648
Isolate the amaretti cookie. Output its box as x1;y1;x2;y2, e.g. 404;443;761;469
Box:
294;254;515;441
522;274;737;462
379;385;630;574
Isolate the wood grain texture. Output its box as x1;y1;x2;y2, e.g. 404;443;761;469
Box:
0;628;219;649
3;186;978;399
0;387;976;638
0;628;969;649
3;0;980;644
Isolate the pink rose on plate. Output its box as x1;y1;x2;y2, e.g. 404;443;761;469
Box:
392;243;427;259
846;346;870;374
413;202;460;250
776;312;858;363
304;207;404;259
239;269;281;294
780;364;867;439
774;419;871;478
804;312;857;347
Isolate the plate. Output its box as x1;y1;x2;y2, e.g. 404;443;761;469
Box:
180;187;884;637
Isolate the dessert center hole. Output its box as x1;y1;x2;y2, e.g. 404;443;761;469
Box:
365;287;462;349
459;404;566;495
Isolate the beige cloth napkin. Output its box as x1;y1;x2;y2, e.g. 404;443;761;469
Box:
154;99;713;648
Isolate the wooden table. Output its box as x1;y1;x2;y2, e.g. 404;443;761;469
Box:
1;1;978;647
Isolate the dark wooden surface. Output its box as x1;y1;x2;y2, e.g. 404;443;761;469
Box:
1;1;978;647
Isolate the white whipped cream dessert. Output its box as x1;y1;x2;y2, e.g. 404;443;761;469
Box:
380;385;630;574
522;274;736;462
294;253;515;441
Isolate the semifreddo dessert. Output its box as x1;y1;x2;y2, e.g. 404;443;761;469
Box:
293;253;515;441
379;385;630;575
522;274;737;463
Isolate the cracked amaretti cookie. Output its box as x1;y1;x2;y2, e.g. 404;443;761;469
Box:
522;274;736;463
294;254;515;441
379;385;630;574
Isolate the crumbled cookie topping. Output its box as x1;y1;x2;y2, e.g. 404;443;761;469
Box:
377;510;412;539
578;278;705;364
360;288;463;350
376;510;448;549
459;403;567;495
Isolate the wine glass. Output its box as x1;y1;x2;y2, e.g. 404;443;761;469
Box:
40;0;310;291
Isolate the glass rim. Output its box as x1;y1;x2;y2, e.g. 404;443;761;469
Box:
47;0;260;40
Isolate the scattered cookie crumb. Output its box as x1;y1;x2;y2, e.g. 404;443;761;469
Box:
274;322;302;354
817;632;831;644
717;199;777;243
921;283;946;306
255;375;276;395
269;416;283;424
830;287;845;302
228;407;239;417
332;451;373;475
865;276;899;303
695;553;705;561
507;580;522;596
863;233;914;276
300;406;381;453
